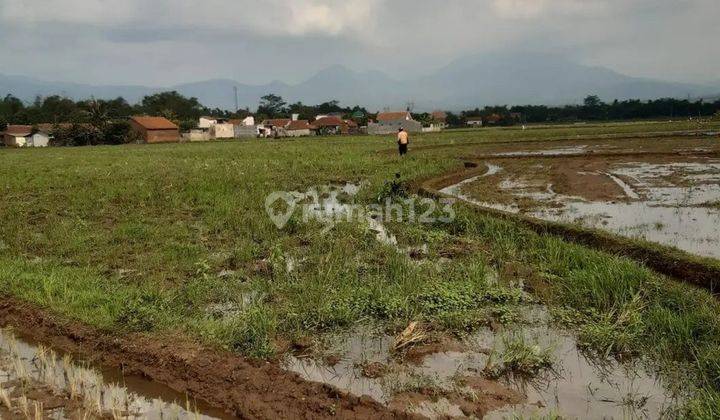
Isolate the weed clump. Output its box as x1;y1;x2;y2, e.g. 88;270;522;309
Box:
486;334;554;378
227;306;277;359
115;291;170;332
376;173;408;202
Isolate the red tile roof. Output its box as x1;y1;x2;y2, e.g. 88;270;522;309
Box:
130;116;178;130
377;111;410;122
313;116;346;127
431;111;447;122
263;118;291;127
286;120;311;130
3;125;33;136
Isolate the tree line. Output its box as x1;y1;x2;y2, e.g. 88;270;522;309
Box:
446;95;720;127
2;91;719;146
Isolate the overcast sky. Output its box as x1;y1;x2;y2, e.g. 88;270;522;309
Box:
1;0;717;87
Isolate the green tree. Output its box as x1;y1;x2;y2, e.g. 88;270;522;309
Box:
102;121;132;145
0;95;24;122
257;94;287;118
140;91;205;120
583;95;603;108
84;99;110;132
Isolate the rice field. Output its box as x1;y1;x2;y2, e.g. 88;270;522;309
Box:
1;120;720;418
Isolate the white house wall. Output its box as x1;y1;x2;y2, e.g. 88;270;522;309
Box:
199;118;216;129
286;129;311;137
212;124;235;139
29;133;50;147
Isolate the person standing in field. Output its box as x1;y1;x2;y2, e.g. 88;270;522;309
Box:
397;128;409;156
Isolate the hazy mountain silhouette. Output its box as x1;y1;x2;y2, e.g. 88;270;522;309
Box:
1;53;712;111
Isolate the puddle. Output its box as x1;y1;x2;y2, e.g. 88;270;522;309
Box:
283;327;395;404
539;202;720;259
282;307;678;419
486;326;677;419
0;328;228;419
282;326;495;417
492;146;588;157
446;160;720;259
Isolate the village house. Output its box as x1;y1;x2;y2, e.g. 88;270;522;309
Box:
259;118;292;137
344;119;359;134
466;116;483;127
431;111;448;128
2;125;50;147
129;116;179;143
368;111;422;135
262;118;292;129
285;120;313;137
198;116;218;129
212;121;235;139
422;111;448;132
312;116;349;135
198;116;234;139
182;129;212;142
228;117;257;138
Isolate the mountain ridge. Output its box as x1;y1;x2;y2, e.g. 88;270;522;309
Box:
0;53;714;112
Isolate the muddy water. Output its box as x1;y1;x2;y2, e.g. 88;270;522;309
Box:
486;325;677;419
0;328;229;419
283;307;678;419
447;160;720;259
491;145;589;157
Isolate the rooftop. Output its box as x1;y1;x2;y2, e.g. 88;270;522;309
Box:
313;116;346;127
130;116;179;130
287;120;311;130
2;125;33;136
377;111;411;122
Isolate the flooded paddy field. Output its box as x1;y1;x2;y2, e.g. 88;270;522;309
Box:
3;126;720;419
442;138;720;259
284;306;680;418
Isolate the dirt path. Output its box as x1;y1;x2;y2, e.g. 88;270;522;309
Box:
0;297;418;420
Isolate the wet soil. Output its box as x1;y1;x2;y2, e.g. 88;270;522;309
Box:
283;307;678;419
420;142;720;292
0;297;416;419
385;130;720;157
461;153;720;208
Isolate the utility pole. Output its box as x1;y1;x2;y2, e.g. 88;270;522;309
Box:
233;86;239;113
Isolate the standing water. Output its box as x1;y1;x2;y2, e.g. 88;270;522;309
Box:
0;328;229;419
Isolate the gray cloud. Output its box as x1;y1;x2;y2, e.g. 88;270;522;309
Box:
0;0;717;86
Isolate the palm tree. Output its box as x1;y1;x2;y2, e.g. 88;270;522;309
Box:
85;98;109;132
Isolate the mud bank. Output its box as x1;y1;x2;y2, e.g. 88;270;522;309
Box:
0;298;414;419
0;328;228;419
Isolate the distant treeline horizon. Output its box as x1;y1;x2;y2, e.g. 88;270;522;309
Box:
2;92;719;131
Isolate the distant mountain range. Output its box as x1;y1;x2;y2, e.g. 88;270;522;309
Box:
1;53;717;111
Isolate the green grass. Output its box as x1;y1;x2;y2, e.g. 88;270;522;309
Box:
486;333;554;377
1;123;720;414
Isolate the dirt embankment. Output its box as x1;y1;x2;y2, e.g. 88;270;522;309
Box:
0;298;418;420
